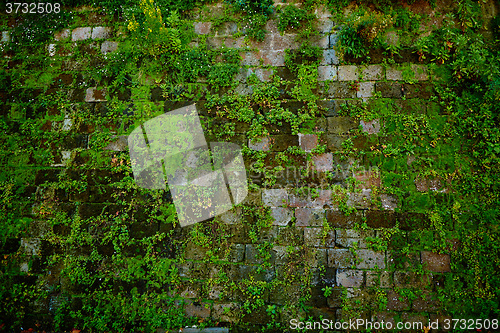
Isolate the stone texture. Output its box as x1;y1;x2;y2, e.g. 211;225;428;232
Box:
317;19;334;33
365;211;396;228
336;269;363;287
386;290;410;311
347;189;373;209
194;22;212;34
318;65;337;81
262;188;288;207
327;82;357;98
328;116;358;134
288;189;333;208
366;271;392;288
412;291;440;312
322;49;339;65
72;27;91;41
104;135;128;151
356;249;386;269
376;82;403;98
54;29;70;41
326;210;362;228
312;153;333;172
380;194;398;210
411;64;429;81
226;244;245;262
386;67;403;80
184;299;211;318
338;65;359;81
328;248;354;268
360;119;380;134
421;251;451;272
304;227;335;247
101;41;118;54
357;81;374;98
270;207;292;226
249;137;271;151
212;303;240;323
85;87;106;102
299;133;318;152
2;31;10;42
92;26;112;39
295;208;325;227
335;229;375;248
361;65;383;80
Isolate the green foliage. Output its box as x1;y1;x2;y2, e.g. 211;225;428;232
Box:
277;5;316;33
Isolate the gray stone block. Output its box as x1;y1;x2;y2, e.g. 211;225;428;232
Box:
318;65;337;81
92;26;112;39
361;65;383;80
295;208;325;227
336;269;363;287
101;41;118;54
270;207;292;226
72;27;91;41
338;65;359;81
262;188;288;207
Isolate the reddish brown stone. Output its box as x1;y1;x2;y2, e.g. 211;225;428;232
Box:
386;290;410;311
421;251;451;272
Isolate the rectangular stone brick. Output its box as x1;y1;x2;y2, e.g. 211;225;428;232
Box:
271;207;292;226
327;248;355;268
2;31;10;42
356;249;386;269
335;229;375;248
85;87;106;102
359;119;380;134
272;34;299;50
305;248;327;267
194;22;212;35
421;251;451;272
101;41;118;55
288;189;332;208
338;65;359;81
245;244;275;265
361;65;383;80
54;29;70;41
386;66;403;80
269;134;298;151
327;82;356;98
411;64;429;81
327;116;358;134
318;65;337;81
365;211;396;228
357;81;374;98
366;270;392;288
248;136;271;151
304;227;335;247
72;27;91;41
262;188;288;207
299;133;318;152
295;208;325;227
386;290;410;311
326;210;362;228
347;189;374;209
336;269;363;287
92;26;112;39
375;82;403;98
316;19;333;33
321;49;339;65
312;153;333;172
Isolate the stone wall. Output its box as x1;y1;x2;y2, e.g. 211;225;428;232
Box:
1;0;498;331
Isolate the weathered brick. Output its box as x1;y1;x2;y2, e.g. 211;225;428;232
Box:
269;134;298;151
327;248;354;268
271;207;292;226
100;41;118;54
356;249;386;269
299;133;318;152
335;229;375;248
262;188;288;207
347;189;373;209
327;82;356;98
386;66;403;80
254;68;273;82
357;81;374;98
326;135;345;151
194;22;212;35
304;248;327;267
361;65;383;80
411;64;429;81
412;291;440;312
2;31;10;42
360;119;380;134
365;211;396;228
317;19;334;33
249;137;271;151
366;270;392;288
354;170;381;189
295;208;325;227
72;27;91;41
386;290;410;311
85;87;106;102
272;34;299;50
304;227;335;247
262;51;285;66
376;82;403;98
288;189;332;208
212;303;240;323
336;269;363;287
327;116;358;134
321;49;339;65
312;153;333;172
104;135;127;151
394;271;432;288
216;21;238;36
226;244;245;262
400;313;427;327
380;194;398;211
91;26;112;39
184;299;211;318
338;65;359;81
371;312;397;328
54;29;70;41
421;251;451;272
326;210;362;228
245;244;276;264
318;65;337;81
